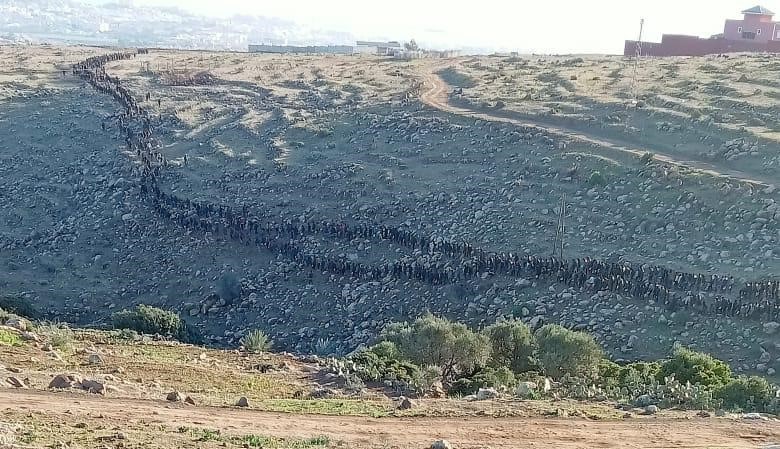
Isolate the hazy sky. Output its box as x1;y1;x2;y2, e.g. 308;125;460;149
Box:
124;0;772;53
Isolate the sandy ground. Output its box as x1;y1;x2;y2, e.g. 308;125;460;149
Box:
2;389;779;449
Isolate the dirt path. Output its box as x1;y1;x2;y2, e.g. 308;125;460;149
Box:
420;69;776;189
2;389;779;448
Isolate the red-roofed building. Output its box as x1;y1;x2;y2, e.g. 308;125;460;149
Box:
624;5;780;56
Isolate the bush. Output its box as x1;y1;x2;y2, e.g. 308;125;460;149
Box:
448;366;517;397
483;319;537;374
0;296;42;320
380;314;490;381
241;329;272;353
658;346;732;388
598;360;661;389
111;304;196;343
368;341;401;360
588;171;607;186
36;322;75;348
715;376;775;411
535;324;604;380
0;329;21;346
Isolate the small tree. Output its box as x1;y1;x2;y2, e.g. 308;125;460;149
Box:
483;319;537;374
380;314;490;382
404;39;419;51
535;324;604;380
658;346;732;388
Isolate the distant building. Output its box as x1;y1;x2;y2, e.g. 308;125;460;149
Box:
624;5;780;56
248;44;354;54
355;40;403;55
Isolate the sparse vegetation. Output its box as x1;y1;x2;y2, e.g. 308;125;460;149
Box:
241;329;272;353
36;322;74;348
0;329;21;346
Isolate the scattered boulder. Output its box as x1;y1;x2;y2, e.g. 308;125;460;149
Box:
643;405;658;415
742;412;767;420
6;377;28;389
515;382;537;398
764;322;780;335
635;394;653;407
49;374;81;390
88;354;104;365
5;318;28;332
476;388;499;401
431;440;453;449
184;395;196;406
81;379;106;395
397;396;415;410
236;396;250;407
427;381;446;399
166;391;184;402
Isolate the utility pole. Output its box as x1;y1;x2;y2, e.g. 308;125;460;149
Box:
630;18;645;101
553;194;566;259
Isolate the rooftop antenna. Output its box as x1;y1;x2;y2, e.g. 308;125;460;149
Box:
630;18;645;101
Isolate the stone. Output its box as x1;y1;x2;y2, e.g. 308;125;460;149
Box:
6;377;28;388
476;387;499;401
20;331;39;342
696;411;711;418
431;440;453;449
166;391;184;402
515;382;537;398
81;379;106;395
635;394;653;407
763;322;780;335
742;412;767;420
397;396;415;410
428;381;446;399
5;318;27;331
49;374;81;389
644;405;658;415
88;354;104;365
184;395;196;405
715;409;727;417
236;396;250;407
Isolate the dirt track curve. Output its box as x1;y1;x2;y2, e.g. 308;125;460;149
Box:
2;389;780;448
420;69;777;190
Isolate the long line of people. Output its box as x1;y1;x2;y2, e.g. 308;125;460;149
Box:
73;51;780;322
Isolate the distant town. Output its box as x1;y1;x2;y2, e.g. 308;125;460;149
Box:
0;0;476;54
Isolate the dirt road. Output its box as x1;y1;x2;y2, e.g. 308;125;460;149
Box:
420;70;776;189
2;389;779;448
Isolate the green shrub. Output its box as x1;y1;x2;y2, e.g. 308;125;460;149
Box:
368;341;401;360
715;376;775;411
0;296;42;320
448;367;517;397
241;329;272;353
599;360;661;389
588;171;607;186
483;319;537;374
348;349;420;385
658;346;732;388
111;304;196;343
380;314;490;381
535;324;604;380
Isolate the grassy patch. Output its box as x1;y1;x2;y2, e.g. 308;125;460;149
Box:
237;434;330;449
0;329;21;346
257;399;390;417
36;322;74;349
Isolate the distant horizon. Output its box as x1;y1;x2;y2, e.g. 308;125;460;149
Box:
76;0;777;53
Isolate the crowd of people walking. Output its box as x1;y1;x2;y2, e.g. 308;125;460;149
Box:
73;51;780;322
